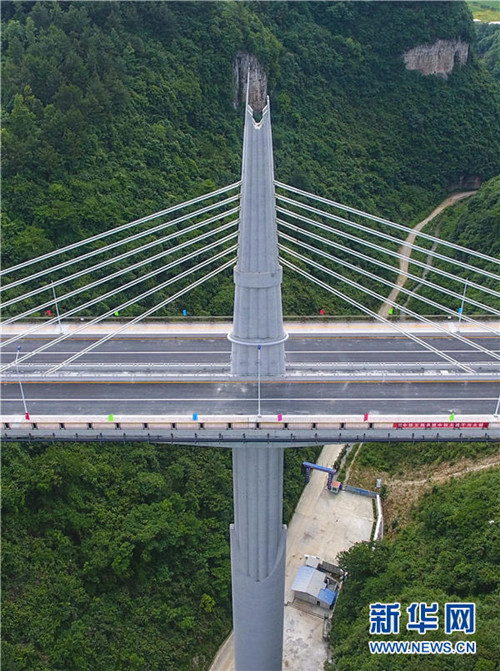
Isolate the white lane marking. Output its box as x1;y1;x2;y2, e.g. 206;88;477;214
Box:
9;362;229;368
2;348;498;355
287;349;500;355
0;350;231;356
2;397;496;403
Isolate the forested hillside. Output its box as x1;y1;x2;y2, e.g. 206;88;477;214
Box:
476;21;500;80
2;1;500;316
2;441;320;670
397;175;500;315
2;3;500;670
327;443;500;670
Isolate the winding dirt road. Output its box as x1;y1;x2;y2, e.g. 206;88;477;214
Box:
378;191;477;318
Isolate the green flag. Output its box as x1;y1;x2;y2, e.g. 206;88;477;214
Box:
114;311;119;316
449;413;455;421
389;308;394;315
108;414;114;422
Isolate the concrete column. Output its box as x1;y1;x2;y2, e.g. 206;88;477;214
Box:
231;446;286;670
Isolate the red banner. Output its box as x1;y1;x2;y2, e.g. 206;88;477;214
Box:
393;422;489;429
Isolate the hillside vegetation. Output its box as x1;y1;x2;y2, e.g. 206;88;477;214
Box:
468;1;500;23
398;175;500;316
2;1;499;317
1;441;320;670
476;20;500;80
354;439;500;477
2;3;499;670
328;443;500;670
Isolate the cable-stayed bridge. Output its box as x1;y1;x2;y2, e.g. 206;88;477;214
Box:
1;96;499;670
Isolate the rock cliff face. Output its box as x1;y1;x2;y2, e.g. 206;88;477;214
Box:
233;52;267;112
446;175;482;192
403;39;469;78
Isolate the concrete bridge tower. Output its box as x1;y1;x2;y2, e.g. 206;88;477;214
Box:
228;96;287;670
229;96;287;376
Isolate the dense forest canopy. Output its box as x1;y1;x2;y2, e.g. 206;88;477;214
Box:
476;20;500;80
2;1;499;317
396;175;500;316
1;3;500;670
1;440;321;670
328;466;500;670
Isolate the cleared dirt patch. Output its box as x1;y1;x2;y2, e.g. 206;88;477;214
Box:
347;448;500;539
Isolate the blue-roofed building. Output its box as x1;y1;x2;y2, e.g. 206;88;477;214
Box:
291;564;340;610
318;587;337;608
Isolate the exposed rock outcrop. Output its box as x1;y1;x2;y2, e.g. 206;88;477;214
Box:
233;52;267;112
446;175;482;192
403;39;469;78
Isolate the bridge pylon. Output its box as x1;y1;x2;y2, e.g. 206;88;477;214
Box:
228;97;287;376
228;98;287;670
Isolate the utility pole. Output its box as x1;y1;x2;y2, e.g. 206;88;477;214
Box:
257;344;261;416
15;346;30;420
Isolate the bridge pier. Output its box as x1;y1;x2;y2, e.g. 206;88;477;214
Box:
230;446;286;670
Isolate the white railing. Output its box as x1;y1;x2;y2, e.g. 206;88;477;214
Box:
2;413;496;432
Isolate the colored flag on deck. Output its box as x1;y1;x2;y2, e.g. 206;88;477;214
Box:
363;413;369;421
47;309;52;317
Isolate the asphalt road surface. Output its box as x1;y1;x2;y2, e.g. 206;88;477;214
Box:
1;379;498;416
2;334;498;416
1;333;498;366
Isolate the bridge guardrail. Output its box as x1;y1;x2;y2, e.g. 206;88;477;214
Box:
2;413;498;440
7;314;498;323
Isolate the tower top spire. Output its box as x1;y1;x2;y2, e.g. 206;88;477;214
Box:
237;97;279;275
